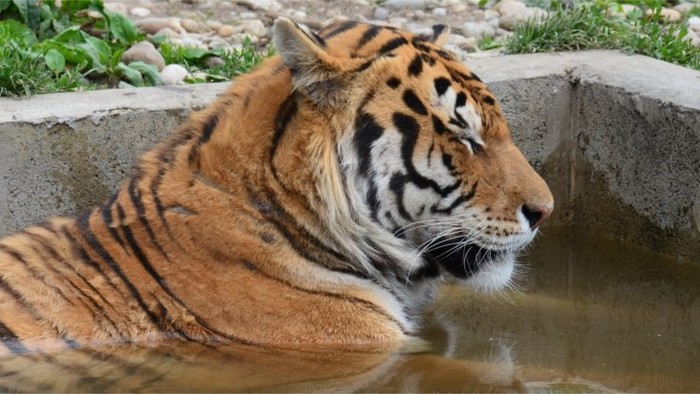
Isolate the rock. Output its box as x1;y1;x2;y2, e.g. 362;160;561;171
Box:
159;64;189;86
484;9;500;20
673;2;697;15
388;17;408;27
432;7;447;16
682;29;700;48
383;0;427;10
446;34;478;51
175;36;205;48
495;0;527;16
154;27;180;39
208;38;233;49
218;25;235;37
181;18;203;33
461;21;496;39
688;16;700;33
374;7;389;20
499;13;523;30
121;41;166;71
646;8;682;23
205;56;225;68
450;3;468;13
239;19;267;37
130;7;151;18
292;10;308;19
104;2;127;15
606;4;641;18
239;11;258;19
136;17;185;35
249;0;282;13
206;20;223;30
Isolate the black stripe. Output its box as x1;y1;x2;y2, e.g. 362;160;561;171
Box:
402;89;428;116
243;260;408;334
0;321;28;354
321;20;358;39
269;94;299;182
432;181;477;214
434;77;451;96
407;54;423;77
311;32;326;46
389;173;413;221
76;213;161;326
379;37;408;54
392;112;456;197
100;192;128;250
0;244;75;307
188;113;220;165
431;115;449;134
127;177;170;261
356;25;381;50
22;231;125;337
386;77;401;89
482;95;496;106
352;58;375;73
353;112;384;179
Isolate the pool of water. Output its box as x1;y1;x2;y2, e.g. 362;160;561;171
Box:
1;226;698;392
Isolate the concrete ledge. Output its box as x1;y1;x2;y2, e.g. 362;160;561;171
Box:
1;50;698;262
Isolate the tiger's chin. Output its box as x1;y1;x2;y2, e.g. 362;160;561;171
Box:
423;240;517;294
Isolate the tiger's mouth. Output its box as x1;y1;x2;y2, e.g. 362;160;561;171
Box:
424;238;515;290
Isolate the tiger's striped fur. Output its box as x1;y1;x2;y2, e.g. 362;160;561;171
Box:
0;18;553;354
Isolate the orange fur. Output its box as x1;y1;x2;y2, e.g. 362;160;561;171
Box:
0;19;552;355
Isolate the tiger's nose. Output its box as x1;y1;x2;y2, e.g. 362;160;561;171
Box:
521;204;553;230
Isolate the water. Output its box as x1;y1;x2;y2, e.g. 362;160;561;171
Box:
1;226;698;392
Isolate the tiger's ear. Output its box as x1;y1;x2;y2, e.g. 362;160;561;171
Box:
273;17;349;106
417;24;451;47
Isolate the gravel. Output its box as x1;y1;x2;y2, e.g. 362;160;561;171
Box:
106;0;700;85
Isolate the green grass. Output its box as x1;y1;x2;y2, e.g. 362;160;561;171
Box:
0;0;272;97
505;2;700;71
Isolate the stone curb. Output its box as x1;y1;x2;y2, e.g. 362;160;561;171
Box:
1;50;698;262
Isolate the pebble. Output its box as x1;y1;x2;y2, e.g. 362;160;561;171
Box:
218;25;235;37
160;64;189;85
383;0;427;10
461;21;496;39
121;41;166;71
655;8;682;23
606;4;641;18
205;56;225;68
130;7;151;18
688;16;700;34
673;2;697;15
239;19;267;37
432;7;448;17
136;17;185;35
683;29;700;48
114;0;696;80
155;27;180;39
181;18;203;33
373;7;389;20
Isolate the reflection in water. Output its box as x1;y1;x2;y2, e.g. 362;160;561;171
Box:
1;226;698;392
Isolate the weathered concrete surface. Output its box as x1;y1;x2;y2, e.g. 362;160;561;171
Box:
0;83;227;235
0;51;698;262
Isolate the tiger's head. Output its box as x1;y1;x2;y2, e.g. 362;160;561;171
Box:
273;19;553;294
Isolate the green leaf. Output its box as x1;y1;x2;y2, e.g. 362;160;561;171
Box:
116;62;144;86
125;61;161;86
0;19;38;47
0;1;12;13
105;11;139;44
77;36;111;72
12;0;41;32
44;48;65;73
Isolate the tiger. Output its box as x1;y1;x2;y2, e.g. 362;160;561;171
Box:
0;18;553;355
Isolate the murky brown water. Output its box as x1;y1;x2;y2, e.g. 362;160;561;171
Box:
1;226;698;392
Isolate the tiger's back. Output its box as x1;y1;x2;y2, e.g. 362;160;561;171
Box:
0;18;553;355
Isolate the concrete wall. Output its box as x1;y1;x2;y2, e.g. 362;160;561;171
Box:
1;51;698;263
